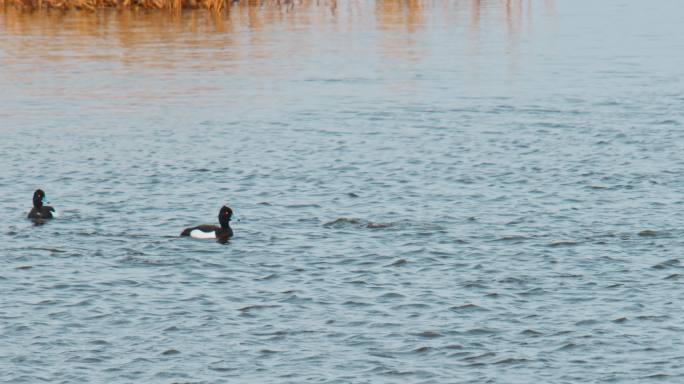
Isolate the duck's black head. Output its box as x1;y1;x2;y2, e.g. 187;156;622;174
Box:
33;189;46;208
218;206;233;228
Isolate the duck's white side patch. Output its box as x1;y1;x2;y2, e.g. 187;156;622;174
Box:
190;229;216;239
51;210;59;218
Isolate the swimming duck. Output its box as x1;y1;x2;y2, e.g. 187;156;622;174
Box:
180;206;234;242
27;189;57;220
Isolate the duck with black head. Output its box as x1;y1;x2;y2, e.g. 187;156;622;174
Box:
27;189;57;220
180;206;234;243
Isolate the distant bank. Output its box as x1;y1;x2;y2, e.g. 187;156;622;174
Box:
0;0;309;11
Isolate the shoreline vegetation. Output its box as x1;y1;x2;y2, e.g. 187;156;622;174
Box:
0;0;313;11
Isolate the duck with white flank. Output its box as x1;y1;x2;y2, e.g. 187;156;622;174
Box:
180;206;234;243
27;189;57;220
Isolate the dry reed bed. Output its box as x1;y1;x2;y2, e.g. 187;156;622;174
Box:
0;0;302;11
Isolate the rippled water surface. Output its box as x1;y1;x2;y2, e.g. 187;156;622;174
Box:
2;1;684;382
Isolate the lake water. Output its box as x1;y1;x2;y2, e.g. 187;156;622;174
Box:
1;1;684;382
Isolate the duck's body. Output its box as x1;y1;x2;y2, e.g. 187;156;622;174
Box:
181;224;233;239
27;189;57;220
181;206;234;242
28;206;56;219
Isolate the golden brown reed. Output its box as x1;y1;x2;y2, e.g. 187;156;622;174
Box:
0;0;304;12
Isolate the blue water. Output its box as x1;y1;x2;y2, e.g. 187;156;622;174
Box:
1;1;684;382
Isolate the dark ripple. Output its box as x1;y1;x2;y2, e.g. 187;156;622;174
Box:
652;259;680;269
449;304;489;313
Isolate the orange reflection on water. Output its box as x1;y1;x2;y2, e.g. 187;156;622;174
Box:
0;1;556;71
